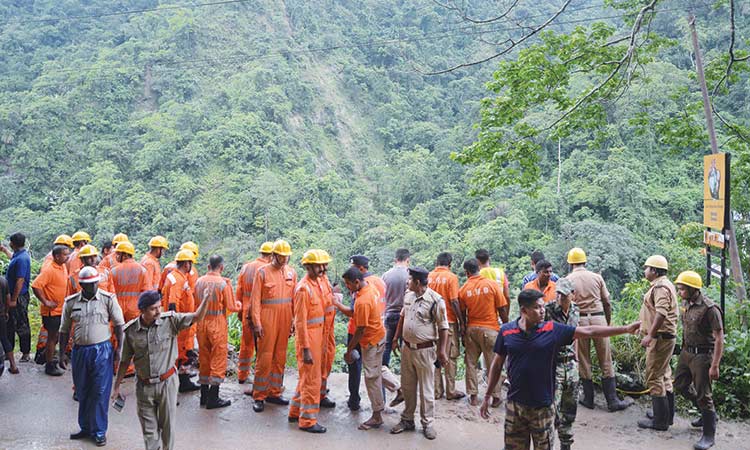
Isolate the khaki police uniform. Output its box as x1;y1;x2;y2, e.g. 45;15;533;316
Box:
60;290;124;346
639;276;678;396
566;267;613;379
121;311;195;450
399;288;449;428
674;292;723;412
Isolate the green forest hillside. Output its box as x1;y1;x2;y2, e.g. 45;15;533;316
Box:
1;0;750;417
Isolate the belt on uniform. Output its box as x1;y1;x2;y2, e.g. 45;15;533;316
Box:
403;339;435;350
685;346;713;354
655;332;676;339
580;311;605;317
139;366;176;385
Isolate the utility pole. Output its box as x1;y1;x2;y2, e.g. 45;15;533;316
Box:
689;13;747;304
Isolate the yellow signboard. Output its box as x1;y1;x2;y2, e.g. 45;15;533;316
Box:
703;230;725;249
704;154;727;229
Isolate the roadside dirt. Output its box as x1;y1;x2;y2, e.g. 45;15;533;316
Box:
1;362;748;449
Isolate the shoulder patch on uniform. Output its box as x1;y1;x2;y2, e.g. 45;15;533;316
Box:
98;289;115;298
124;316;140;330
161;311;176;318
64;292;81;302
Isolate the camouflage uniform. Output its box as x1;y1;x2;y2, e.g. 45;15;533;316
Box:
504;400;555;450
545;300;580;448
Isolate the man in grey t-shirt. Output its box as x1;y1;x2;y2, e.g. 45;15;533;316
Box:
381;248;410;366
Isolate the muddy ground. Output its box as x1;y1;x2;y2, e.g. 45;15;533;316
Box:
1;362;748;449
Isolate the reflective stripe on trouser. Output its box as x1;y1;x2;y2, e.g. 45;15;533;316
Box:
362;341;386;413
644;337;675;397
237;312;255;382
435;322;461;398
289;326;323;427
197;318;228;385
253;303;292;400
320;313;336;397
72;340;114;438
136;374;178;450
400;345;436;428
674;350;715;411
554;358;579;447
576;315;614;379
504;400;554;450
464;326;501;397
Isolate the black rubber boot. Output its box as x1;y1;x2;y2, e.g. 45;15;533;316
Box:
691;416;704;428
694;410;716;450
45;361;64;376
178;373;200;392
200;385;209;407
253;400;265;412
300;423;327;433
602;376;632;412
579;379;594;409
319;397;336;408
666;391;674;425
206;385;231;409
638;396;669;430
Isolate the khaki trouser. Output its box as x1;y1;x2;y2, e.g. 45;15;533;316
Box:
136;374;178;450
465;326;501;397
674;350;715;412
644;337;675;396
381;365;400;393
577;315;614;379
401;345;436;428
435;322;460;398
362;340;386;413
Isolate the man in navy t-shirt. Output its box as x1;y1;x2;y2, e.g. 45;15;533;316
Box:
480;289;639;450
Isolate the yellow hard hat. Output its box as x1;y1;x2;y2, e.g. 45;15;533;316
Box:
148;235;169;249
175;249;195;262
71;231;92;243
54;234;74;248
180;241;199;255
675;271;703;289
567;247;587;264
112;233;129;245
301;249;332;265
116;241;136;256
259;241;274;254
78;244;99;258
644;255;668;270
272;239;292;256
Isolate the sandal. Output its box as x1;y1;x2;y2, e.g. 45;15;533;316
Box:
358;420;383;431
9;367;19;374
389;420;415;434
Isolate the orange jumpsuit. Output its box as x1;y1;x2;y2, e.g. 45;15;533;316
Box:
166;269;195;367
251;263;297;401
195;272;239;385
289;275;326;428
140;253;162;291
110;259;150;322
69;266;115;293
97;253;118;272
320;275;336;401
66;248;83;275
235;257;270;382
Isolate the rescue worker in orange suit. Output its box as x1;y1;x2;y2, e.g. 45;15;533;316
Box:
250;239;297;412
320;270;339;409
165;249;202;392
288;249;333;433
236;241;274;387
141;236;169;291
194;254;241;409
69;245;115;294
160;242;201;368
68;231;92;275
98;233;129;272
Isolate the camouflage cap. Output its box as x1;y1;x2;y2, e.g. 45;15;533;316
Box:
555;277;575;296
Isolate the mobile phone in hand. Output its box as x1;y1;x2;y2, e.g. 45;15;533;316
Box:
112;395;125;412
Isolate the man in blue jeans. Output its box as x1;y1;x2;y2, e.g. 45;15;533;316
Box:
381;248;410;367
2;233;32;363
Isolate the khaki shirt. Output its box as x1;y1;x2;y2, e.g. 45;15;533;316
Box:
121;311;194;381
639;276;678;335
60;289;125;346
566;267;610;313
401;288;449;344
682;292;723;348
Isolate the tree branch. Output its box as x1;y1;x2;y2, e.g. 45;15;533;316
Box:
431;0;521;25
422;0;573;75
711;0;741;96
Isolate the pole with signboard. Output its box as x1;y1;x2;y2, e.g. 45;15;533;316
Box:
703;153;730;321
